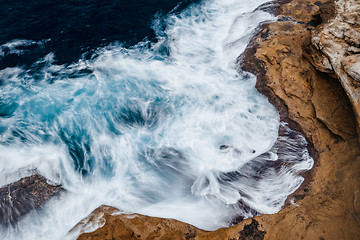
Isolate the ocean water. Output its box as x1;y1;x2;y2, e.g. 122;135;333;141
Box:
0;0;313;239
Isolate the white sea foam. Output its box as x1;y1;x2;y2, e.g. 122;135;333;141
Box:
0;0;313;239
0;39;48;59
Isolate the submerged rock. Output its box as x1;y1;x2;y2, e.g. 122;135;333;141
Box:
70;0;360;239
0;174;63;226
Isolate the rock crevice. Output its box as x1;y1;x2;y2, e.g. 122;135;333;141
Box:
307;0;360;139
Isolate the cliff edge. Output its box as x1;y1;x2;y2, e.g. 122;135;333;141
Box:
74;0;360;239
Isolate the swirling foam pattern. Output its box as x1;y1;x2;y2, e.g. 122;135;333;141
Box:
0;0;313;238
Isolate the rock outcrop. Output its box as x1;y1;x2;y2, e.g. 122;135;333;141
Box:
306;0;360;139
240;0;360;239
72;205;267;240
75;0;360;239
0;174;63;226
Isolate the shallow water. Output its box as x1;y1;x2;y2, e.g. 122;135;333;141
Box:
0;0;313;239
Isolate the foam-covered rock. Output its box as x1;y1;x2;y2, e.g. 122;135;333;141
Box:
0;174;63;226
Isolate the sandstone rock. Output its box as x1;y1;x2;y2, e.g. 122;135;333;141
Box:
308;0;360;139
311;73;357;140
240;0;360;239
342;54;360;84
344;28;360;48
280;0;320;23
71;0;360;239
303;40;334;75
343;12;360;27
0;174;63;226
346;46;360;54
73;205;268;240
317;0;336;23
73;205;202;240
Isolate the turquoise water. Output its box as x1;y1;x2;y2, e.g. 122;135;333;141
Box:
0;0;313;239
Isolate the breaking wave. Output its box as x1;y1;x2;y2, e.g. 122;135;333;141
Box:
0;0;313;238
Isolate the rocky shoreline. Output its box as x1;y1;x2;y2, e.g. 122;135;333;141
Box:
1;0;359;239
74;0;360;239
237;0;360;239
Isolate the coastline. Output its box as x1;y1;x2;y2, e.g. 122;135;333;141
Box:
1;0;359;239
238;0;360;239
76;0;360;239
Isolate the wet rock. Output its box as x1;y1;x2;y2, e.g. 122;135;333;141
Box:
240;0;360;239
71;0;360;239
219;144;230;150
254;0;291;16
0;174;63;226
73;205;270;240
238;219;266;240
73;205;202;240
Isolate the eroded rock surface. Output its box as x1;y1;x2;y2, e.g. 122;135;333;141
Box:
0;174;63;226
308;0;360;137
73;205;268;240
75;0;360;239
72;205;201;240
240;0;360;239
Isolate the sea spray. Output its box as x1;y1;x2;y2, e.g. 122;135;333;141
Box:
0;0;313;239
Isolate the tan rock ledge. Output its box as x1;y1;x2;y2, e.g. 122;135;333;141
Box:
73;0;360;239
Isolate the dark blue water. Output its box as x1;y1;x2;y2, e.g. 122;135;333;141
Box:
0;0;314;237
0;0;198;69
0;0;201;177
